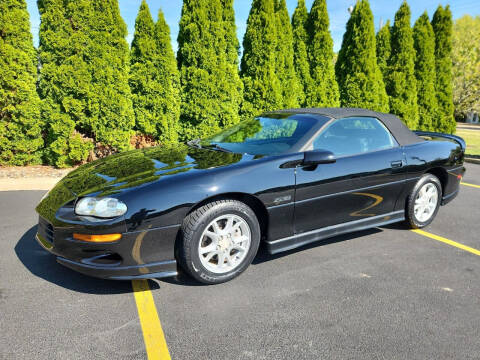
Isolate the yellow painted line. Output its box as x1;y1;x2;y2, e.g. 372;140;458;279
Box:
461;182;480;189
132;279;171;360
411;229;480;256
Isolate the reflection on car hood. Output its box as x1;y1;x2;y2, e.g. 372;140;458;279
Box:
36;144;250;223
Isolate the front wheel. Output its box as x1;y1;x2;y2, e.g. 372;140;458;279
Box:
405;174;442;229
178;200;261;284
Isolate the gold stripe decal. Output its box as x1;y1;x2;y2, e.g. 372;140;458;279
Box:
411;229;480;256
349;192;383;217
132;280;171;360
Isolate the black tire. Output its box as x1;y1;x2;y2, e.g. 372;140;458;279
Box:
178;200;261;284
405;174;442;229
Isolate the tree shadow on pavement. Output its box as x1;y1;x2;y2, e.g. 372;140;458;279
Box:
15;225;159;294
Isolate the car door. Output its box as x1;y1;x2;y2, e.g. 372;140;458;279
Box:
294;116;406;234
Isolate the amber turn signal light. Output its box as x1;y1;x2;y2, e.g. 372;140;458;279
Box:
73;233;122;243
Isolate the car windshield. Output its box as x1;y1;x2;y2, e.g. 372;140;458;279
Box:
199;114;325;155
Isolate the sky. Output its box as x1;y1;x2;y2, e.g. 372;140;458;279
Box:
26;0;479;53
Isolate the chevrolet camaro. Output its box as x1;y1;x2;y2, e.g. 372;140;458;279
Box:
35;108;466;284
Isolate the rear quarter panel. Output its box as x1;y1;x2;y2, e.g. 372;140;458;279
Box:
401;139;465;205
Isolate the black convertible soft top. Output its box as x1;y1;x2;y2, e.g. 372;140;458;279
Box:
273;107;424;146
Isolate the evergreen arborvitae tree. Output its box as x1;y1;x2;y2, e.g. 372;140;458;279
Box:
275;0;301;108
130;1;157;137
335;0;388;112
241;0;282;118
220;0;244;128
38;0;82;167
178;0;242;139
84;0;135;151
292;0;311;107
222;0;240;67
154;10;181;143
385;1;418;129
129;2;180;143
0;0;43;165
432;5;455;133
413;12;437;131
306;0;339;107
376;20;391;84
38;0;134;167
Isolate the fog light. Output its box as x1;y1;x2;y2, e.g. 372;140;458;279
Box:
73;233;122;243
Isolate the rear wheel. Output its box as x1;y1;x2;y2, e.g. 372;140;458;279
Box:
405;174;442;229
178;200;260;284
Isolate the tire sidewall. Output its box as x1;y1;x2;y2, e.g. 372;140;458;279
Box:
408;174;442;228
185;202;260;284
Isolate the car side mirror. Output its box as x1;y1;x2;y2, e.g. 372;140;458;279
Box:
303;150;336;166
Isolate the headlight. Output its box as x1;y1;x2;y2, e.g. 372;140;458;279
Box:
75;197;127;218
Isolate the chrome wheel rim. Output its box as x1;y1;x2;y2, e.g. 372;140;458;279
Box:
198;214;251;274
414;183;438;223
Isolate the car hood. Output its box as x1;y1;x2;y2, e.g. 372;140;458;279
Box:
36;144;248;222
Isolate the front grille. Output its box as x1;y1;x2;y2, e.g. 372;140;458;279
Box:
38;217;54;244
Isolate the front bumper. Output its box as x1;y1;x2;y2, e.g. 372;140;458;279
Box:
36;216;179;280
55;256;177;280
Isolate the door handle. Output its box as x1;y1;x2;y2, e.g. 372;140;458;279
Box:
391;160;403;168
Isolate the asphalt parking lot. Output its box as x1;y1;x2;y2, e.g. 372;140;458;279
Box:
1;164;479;360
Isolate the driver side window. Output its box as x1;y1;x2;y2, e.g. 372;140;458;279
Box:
312;117;397;157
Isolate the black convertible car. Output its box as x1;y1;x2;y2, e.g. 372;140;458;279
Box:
35;108;465;284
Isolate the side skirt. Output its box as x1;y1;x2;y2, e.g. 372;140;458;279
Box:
266;211;405;254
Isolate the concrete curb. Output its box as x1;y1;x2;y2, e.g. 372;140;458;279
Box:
465;157;480;165
457;125;480;131
0;178;59;191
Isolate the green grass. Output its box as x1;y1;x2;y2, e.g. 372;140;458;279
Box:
456;129;480;156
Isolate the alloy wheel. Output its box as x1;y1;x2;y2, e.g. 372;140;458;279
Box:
413;183;439;223
198;214;251;274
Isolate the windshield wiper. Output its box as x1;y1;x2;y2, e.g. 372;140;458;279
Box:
205;143;233;153
186;138;202;149
187;139;233;153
